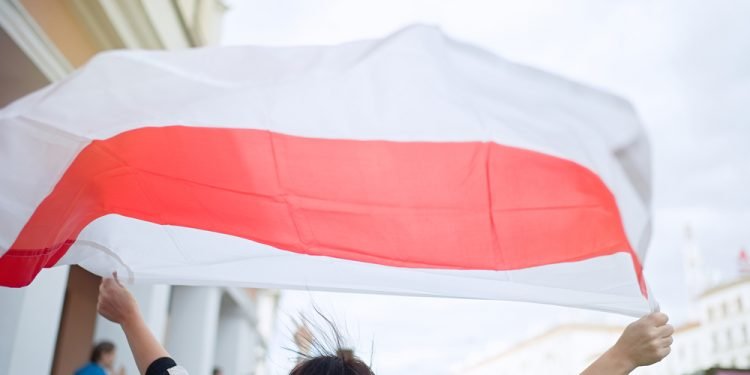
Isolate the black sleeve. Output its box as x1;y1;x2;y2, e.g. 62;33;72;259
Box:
145;357;179;375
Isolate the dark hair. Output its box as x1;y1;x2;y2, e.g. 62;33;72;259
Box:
290;350;374;375
90;341;115;363
288;308;374;375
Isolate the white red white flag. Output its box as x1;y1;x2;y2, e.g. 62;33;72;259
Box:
0;26;654;315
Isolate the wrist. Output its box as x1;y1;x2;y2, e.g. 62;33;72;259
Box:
603;347;637;374
119;308;144;331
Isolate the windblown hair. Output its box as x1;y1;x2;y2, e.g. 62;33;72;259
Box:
288;308;375;375
90;341;115;363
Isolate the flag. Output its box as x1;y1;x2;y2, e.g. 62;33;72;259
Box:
0;25;654;315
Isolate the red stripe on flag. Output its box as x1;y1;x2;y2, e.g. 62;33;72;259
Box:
0;126;645;291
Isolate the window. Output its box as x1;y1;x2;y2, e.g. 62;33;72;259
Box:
739;297;744;313
722;301;730;318
712;332;720;352
743;324;748;344
708;306;715;321
693;342;701;367
727;328;734;348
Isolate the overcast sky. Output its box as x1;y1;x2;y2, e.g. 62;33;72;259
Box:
220;1;750;374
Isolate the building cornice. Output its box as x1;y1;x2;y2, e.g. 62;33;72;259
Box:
0;0;73;81
700;275;750;298
70;0;194;50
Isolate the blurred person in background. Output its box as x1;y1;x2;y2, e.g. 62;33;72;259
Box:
97;275;672;375
75;341;125;375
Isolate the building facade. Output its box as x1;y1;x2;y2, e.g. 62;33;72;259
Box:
457;275;750;375
0;2;280;375
696;277;750;370
458;324;624;374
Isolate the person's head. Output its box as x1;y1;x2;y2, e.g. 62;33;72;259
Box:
212;367;223;375
90;341;116;368
290;349;374;375
288;308;374;375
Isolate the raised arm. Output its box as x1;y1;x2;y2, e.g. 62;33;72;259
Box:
97;276;174;375
581;312;674;375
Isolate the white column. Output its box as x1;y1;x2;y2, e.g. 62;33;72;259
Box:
214;296;258;375
0;266;69;375
94;284;171;375
166;286;221;375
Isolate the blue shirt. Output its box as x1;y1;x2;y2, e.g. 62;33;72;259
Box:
74;362;106;375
